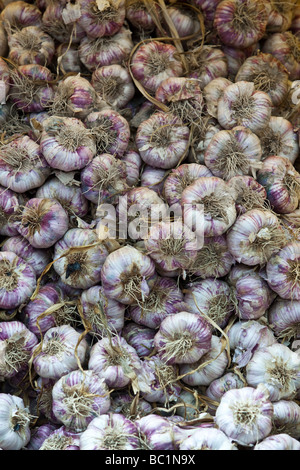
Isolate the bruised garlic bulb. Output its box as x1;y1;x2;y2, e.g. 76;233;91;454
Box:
259;117;299;164
32;325;88;380
217;81;272;133
0;394;31;450
180;428;238;450
266;242;300;300
91;65;135;109
215;384;273;446
246;344;300;401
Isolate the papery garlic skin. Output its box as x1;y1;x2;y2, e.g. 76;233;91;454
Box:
227;209;286;265
0;251;36;310
154;311;212;365
268;299;300;341
266;242;300;300
259;117;299;164
262;32;300;80
91;65;135;109
136;112;189;170
246;343;300;401
215;384;274;446
0;136;50;193
189;235;235;279
78;0;125;38
88;335;141;389
228;320;277;368
0;394;31;450
40;116;96;172
53;228;108;290
131;41;184;93
254;433;300;450
52;370;111;432
0;321;38;379
42;2;85;45
101;245;157;305
180;335;228;386
218;81;272;134
78;27;133;72
80;285;125;336
204;126;262;181
39;426;81;450
17;198;69;249
8;26;55;66
33;325;88;380
179;427;238;450
79;414;139;450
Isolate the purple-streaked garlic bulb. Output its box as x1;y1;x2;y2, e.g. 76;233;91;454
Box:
254;433;300;450
1;236;51;277
80;153;128;205
154;311;212;365
78;27;133;72
85;109;130;157
8;26;55;66
217;81;272;133
187;46;228;89
140;166;166;195
187;121;222;165
121;150;142;187
17;198;69;249
228;264;276;320
9;64;54;113
246;343;300;401
109;390;152;419
138;355;181;405
136;415;179;450
32;325;88;380
272;400;300;439
78;0;125;38
42;2;85;45
227;209;286;265
136;112;189;169
266;242;300;300
91;64;135;109
257;156;300;214
126;0;160;31
1;1;42;31
122;323;155;358
0;251;36;310
215;384;273;446
0;321;38;380
181;176;237;237
265;0;297;33
268;299;300;341
180;335;228;387
26;424;57;450
40;116;96;171
53;228;109;290
80;286;125;337
189;235;235;279
0;394;31;450
214;0;268;48
144;219;199;278
163;163;212;209
129;276;184;329
206;372;245;406
0;186;20;237
155;77;204;126
36;177;89;219
88;335;141;389
101;245;157;305
79;414;139;450
203;78;232;119
194;0;221;27
221;45;252;79
184;278;236;330
39;426;81;450
204;126;262;181
179;427;238;450
227;175;267;214
228;320;277;368
259;117;299;164
52;370;111;433
262;32;300;80
165;5;201;38
130;41;184;93
0;136;50;193
56;44;81;75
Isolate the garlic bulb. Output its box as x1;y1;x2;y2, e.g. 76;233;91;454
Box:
56;44;81;75
91;64;135;109
78;0;125;38
254;433;300;450
246;343;300;401
32;324;88;380
262;32;300;80
266;241;300;300
179;427;238;450
228;175;267;214
109;390;152;419
26;424;57;450
1;1;42;30
0;394;31;450
203;77;232;119
42;2;85;45
136;415;178;450
265;0;297;33
188;46;228;89
39;426;81;450
122;323;155;358
206;372;245;405
215;384;274;446
272;400;300;439
0;186;20;237
8;26;55;66
165;5;201;38
140;165;166;195
52;370;111;432
259;117;299;164
125;0;159;31
268;298;300;341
